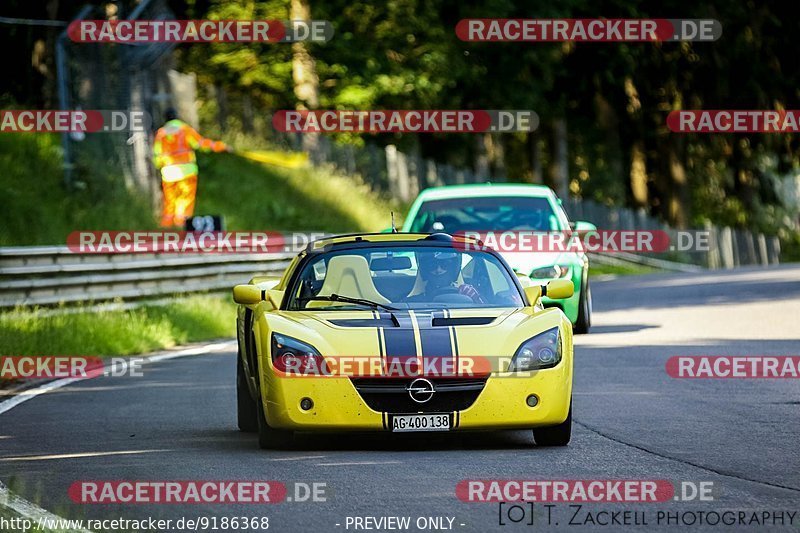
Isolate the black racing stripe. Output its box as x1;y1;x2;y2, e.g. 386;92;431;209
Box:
414;310;454;378
419;325;453;359
414;311;452;358
383;311;416;360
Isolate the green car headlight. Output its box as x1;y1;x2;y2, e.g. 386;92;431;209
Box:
531;265;572;279
508;327;562;371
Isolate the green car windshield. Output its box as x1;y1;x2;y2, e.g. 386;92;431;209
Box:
409;196;564;233
288;245;524;311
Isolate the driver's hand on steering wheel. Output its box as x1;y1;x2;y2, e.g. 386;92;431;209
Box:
458;283;485;303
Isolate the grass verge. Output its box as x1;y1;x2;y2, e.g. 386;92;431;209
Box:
0;134;155;245
0;133;401;245
589;261;659;277
0;294;235;358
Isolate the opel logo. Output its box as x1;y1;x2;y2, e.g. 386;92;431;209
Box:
407;378;435;403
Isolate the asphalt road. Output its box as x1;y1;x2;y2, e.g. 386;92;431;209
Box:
1;265;799;532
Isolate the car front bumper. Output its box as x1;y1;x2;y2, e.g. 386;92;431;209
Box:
260;362;572;432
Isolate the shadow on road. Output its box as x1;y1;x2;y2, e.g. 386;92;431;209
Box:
592;266;800;312
188;427;547;453
587;324;658;334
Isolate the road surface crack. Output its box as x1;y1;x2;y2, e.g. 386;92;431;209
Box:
575;419;800;494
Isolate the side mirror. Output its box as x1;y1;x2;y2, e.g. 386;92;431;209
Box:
543;279;574;299
570;220;597;232
233;285;263;305
523;285;542;306
266;289;284;308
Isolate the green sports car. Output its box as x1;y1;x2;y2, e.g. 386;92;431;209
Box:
402;184;595;333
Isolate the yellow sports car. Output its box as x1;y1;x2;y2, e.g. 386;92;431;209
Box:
233;232;574;449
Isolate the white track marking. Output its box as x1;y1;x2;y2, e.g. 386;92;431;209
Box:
316;461;402;466
0;340;235;532
0;340;235;417
270;455;326;461
0;377;84;417
0;480;92;533
0;449;170;462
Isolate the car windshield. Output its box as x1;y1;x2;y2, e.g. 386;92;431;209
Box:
288;245;524;310
408;196;564;233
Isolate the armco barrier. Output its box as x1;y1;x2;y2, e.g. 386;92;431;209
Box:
0;246;294;308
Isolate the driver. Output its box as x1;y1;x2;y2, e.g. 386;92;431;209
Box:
415;251;484;303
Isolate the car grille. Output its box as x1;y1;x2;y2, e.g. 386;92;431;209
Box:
350;377;487;413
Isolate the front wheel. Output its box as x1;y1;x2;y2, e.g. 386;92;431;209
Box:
573;278;592;334
237;356;257;432
256;388;294;450
532;406;572;446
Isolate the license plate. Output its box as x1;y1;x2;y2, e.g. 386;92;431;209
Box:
391;413;451;432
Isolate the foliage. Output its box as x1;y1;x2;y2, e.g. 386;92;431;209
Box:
0;295;236;357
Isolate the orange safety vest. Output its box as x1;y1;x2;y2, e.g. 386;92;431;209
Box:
153;120;227;180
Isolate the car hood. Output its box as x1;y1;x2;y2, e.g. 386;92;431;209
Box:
499;251;579;275
262;307;566;374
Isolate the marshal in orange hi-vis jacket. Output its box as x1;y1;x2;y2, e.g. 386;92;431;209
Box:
153;110;229;227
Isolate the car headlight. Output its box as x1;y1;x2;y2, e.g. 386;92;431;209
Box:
531;265;572;279
271;333;324;374
508;327;561;371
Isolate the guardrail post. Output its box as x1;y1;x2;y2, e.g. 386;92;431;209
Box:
396;149;411;201
732;230;741;267
767;236;781;265
705;222;720;269
636;208;648;230
385;145;399;199
744;231;757;266
756;234;769;266
719;227;734;269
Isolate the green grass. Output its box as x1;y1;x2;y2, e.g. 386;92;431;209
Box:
589;261;659;277
0;295;236;357
0;134;156;245
0;133;401;245
196;150;400;232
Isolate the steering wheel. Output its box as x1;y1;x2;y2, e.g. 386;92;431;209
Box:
432;286;459;298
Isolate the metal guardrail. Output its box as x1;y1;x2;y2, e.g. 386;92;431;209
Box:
587;251;704;273
0;242;761;309
0;247;294;308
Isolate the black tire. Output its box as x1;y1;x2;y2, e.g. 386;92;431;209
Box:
255;386;294;450
533;406;572;446
237;355;258;432
573;277;592;334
